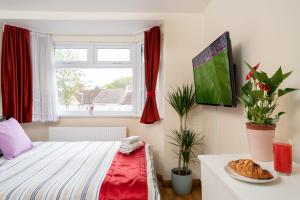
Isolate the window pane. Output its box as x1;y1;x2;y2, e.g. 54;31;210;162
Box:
97;48;130;62
56;68;133;113
55;48;88;62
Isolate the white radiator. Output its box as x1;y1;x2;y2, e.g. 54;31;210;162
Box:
49;127;127;141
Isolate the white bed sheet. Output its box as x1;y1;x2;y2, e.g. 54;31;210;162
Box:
0;142;160;200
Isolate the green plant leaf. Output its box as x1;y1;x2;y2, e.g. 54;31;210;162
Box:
238;96;248;106
244;61;254;71
250;90;264;98
278;88;298;97
167;84;196;118
254;70;268;82
241;81;252;93
246;110;253;121
270;66;283;85
277;112;286;116
239;92;254;106
272;112;286;124
283;71;292;80
167;88;185;117
180;129;204;170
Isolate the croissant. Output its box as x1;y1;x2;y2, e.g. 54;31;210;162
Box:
228;159;273;179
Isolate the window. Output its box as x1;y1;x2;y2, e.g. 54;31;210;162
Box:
54;43;144;116
96;48;130;62
55;48;88;62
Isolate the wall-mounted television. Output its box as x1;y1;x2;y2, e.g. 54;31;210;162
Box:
192;32;237;107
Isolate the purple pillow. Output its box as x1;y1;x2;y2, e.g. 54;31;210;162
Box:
0;118;33;159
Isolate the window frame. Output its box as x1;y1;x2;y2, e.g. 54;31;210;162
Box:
54;42;141;117
94;44;133;65
54;44;92;64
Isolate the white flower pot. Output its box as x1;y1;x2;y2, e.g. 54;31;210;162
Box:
246;123;276;161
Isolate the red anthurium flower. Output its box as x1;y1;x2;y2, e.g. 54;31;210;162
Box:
246;63;260;80
257;82;270;91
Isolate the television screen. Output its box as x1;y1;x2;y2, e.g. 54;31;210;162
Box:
192;32;236;107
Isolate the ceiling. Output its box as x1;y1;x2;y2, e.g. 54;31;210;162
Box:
0;19;162;35
0;0;211;13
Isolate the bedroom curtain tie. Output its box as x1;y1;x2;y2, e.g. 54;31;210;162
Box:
146;91;156;97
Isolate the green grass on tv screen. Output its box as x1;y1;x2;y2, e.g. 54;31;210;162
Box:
193;49;232;105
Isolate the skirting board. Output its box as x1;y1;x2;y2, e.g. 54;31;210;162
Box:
156;174;201;188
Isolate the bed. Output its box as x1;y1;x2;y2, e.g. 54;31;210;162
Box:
0;142;160;200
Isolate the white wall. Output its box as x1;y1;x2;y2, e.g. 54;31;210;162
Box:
200;0;300;163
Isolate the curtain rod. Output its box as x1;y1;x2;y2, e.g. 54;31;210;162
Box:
2;23;162;36
1;23;51;35
132;24;162;35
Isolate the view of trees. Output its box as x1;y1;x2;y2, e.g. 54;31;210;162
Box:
104;77;132;89
55;48;87;62
57;68;85;107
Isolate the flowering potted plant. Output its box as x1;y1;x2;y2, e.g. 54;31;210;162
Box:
240;62;297;161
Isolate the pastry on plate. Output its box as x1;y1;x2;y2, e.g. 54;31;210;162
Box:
228;159;273;180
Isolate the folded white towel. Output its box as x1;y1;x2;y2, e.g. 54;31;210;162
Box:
121;136;140;145
120;141;140;151
119;141;143;154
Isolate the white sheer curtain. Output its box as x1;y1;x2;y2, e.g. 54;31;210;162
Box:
30;32;58;122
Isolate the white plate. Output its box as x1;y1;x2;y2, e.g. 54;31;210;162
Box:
224;165;278;183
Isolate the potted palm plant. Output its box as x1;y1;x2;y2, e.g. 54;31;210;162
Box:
240;62;297;161
167;84;204;195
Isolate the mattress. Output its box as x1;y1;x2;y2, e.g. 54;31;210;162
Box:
0;142;160;200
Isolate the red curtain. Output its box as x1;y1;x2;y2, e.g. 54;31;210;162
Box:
140;26;161;124
1;25;33;123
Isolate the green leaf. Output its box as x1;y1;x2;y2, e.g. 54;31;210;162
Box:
272;112;286;124
270;67;283;85
282;71;292;80
252;71;263;82
267;85;278;95
167;84;197;118
248;107;257;118
278;88;298;97
277;112;286;116
250;90;264;98
253;70;268;82
244;61;255;71
268;104;277;113
247;111;253;121
241;81;252;93
239;92;254;106
260;71;269;82
266;95;274;104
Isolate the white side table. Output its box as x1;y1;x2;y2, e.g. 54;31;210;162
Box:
198;154;300;200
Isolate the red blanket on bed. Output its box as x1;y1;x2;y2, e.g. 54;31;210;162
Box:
99;144;148;200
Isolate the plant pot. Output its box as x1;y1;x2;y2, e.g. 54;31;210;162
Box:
246;123;276;161
171;168;192;195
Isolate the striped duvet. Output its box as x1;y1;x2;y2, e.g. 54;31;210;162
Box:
0;142;160;200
